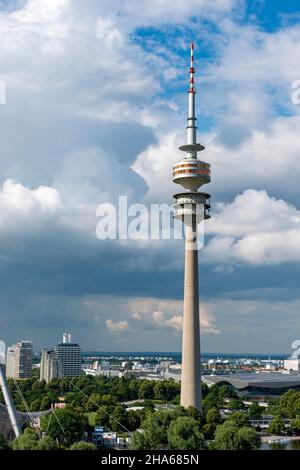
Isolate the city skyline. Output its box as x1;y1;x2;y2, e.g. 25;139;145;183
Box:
0;0;299;354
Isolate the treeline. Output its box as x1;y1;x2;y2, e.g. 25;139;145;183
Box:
269;389;300;418
0;383;264;450
0;375;180;412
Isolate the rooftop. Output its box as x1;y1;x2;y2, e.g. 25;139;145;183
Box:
203;373;300;390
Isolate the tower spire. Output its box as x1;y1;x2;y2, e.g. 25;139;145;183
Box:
189;42;195;94
187;42;197;151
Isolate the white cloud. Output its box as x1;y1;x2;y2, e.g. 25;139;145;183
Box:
129;297;220;334
0;0;300;354
105;318;129;334
204;189;300;265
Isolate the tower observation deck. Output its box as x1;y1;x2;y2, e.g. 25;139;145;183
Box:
172;43;211;412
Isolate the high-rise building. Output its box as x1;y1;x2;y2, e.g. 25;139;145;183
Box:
6;346;17;379
40;349;62;383
172;43;211;412
6;341;33;379
55;333;82;377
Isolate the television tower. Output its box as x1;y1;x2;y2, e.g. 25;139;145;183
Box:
173;43;211;412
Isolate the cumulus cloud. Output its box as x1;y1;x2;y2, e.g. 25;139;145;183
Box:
204;189;300;266
128;297;220;335
0;0;299;353
105;318;129;334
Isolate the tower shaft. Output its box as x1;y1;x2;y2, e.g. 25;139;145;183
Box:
180;221;201;410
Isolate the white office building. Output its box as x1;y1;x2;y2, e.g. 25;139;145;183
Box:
6;341;33;379
40;349;62;383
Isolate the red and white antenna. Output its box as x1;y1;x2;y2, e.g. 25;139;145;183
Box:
189;42;195;94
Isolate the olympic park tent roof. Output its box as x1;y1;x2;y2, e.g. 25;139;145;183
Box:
203;373;300;394
0;402;51;441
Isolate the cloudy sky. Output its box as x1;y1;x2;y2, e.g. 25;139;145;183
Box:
0;0;300;354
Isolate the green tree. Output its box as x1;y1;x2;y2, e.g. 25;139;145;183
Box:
268;416;286;435
291;416;300;433
30;398;41;411
85;393;102;412
202;407;221;440
131;410;174;450
12;428;39;450
218;384;237;401
36;436;58;450
138;381;154;400
69;441;96;450
248;402;262;419
227;411;249;427
228;398;244;410
100;394;116;406
153;382;166;400
167;417;205;450
212;421;260;450
236;426;261;450
109;405;128;432
186;406;202;424
126;410;141;431
95;405;112;428
275;390;300;418
41;409;87;446
40;396;52;410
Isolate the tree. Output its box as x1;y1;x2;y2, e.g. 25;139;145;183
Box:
212;421;260;450
109;405;128;432
138;381;154;400
236;426;261;450
131;411;175;450
130;430;148;450
30;398;41;411
275;390;300;418
167;417;205;450
12;428;39;450
227;411;249;427
218;384;237;401
85;393;102;412
228;398;244;410
126;410;141;431
248;402;262;419
36;436;58;450
268;416;286;436
202;407;221;440
100;394;116;406
291;415;300;433
40;409;87;446
40;396;52;410
154;382;166;400
95;405;112;428
186;406;202;424
69;441;96;450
